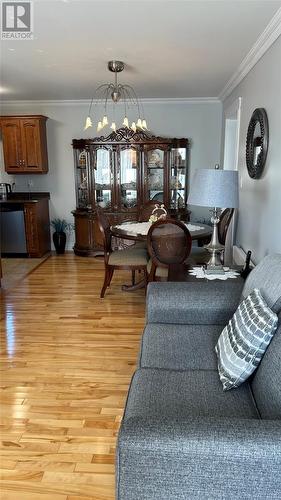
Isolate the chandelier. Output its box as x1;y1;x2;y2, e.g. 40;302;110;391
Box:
84;60;148;133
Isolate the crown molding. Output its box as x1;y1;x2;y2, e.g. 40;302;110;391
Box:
0;97;220;107
219;7;281;102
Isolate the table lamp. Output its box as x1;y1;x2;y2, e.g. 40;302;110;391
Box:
187;165;239;274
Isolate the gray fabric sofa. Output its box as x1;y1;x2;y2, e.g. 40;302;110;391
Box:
116;254;281;500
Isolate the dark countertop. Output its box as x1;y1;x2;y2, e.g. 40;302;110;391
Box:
0;192;50;204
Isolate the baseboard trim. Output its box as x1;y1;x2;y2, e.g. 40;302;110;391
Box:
233;246;245;265
233;245;255;267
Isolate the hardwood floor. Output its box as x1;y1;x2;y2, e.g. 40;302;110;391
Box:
0;254;146;499
1;255;49;291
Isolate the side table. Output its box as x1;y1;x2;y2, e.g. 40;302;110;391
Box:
168;263;245;283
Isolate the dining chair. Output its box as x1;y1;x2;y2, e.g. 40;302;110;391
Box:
96;208;149;297
147;218;192;282
218;208;235;247
190;208;235;265
138;201;170;222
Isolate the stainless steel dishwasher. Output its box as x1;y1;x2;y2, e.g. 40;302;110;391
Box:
0;203;27;254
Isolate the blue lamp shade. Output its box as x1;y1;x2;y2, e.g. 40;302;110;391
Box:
187;169;239;208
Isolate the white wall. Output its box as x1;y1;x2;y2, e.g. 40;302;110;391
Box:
0;100;222;248
223;36;281;264
224;119;238;170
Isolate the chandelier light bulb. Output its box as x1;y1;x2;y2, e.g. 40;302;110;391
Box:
110;122;116;132
137;118;142;128
131;122;137;132
142;119;148;130
84;116;92;130
97;121;103;132
123;116;129;127
102;115;108;126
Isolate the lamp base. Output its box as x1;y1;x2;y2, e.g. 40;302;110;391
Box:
203;208;225;273
204;247;225;274
205;251;225;274
205;265;225;275
204;246;224;266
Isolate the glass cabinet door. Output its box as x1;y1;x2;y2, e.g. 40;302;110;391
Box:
119;147;139;210
74;148;90;209
169;147;187;209
144;148;165;203
94;147;112;209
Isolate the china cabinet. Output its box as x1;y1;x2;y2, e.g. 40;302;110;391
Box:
0;115;48;174
72;128;189;256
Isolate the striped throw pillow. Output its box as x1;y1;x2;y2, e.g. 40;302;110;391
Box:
215;288;278;391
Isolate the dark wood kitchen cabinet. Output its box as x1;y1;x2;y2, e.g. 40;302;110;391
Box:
24;199;51;257
0;115;48;173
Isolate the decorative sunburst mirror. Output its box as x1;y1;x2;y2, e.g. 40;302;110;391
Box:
246;108;269;179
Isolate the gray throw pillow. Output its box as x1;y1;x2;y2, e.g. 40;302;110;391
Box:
215;288;278;391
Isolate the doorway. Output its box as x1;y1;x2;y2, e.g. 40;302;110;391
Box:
223;97;241;262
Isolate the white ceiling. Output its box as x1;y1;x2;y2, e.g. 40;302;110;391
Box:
1;0;281;100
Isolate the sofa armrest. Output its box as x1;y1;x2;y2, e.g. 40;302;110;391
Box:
146;281;244;325
117;416;281;500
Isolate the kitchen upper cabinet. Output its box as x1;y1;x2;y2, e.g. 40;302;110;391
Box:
1;119;22;171
0;115;49;174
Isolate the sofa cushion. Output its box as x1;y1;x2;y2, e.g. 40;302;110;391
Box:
251;315;281;419
146;281;243;325
124;369;259;420
117;417;281;500
139;323;221;370
215;289;278;391
242;254;281;313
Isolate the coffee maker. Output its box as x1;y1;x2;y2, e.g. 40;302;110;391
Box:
0;183;12;199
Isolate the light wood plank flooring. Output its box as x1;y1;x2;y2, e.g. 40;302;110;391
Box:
1;256;50;291
0;254;146;499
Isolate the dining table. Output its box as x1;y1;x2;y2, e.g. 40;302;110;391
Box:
111;221;212;243
110;220;213;291
168;263;244;282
